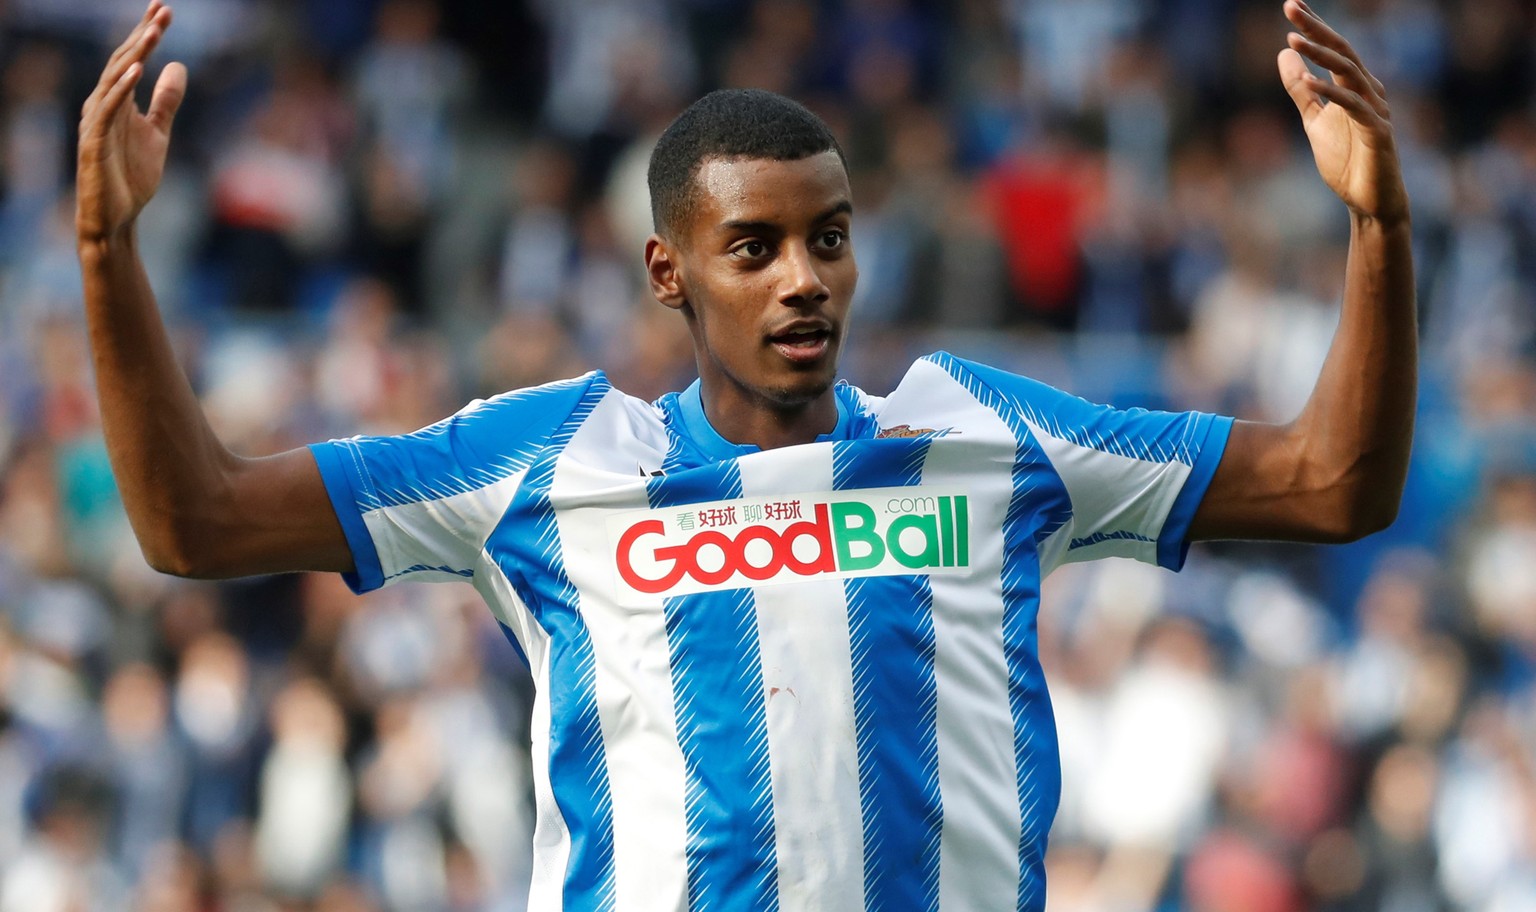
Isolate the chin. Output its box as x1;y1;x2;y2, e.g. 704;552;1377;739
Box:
763;371;836;409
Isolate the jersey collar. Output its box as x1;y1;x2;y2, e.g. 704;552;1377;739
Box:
676;380;854;461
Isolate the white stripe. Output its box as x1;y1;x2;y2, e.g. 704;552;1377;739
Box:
477;564;567;911
736;445;867;912
550;392;689;912
879;363;1025;910
364;471;529;583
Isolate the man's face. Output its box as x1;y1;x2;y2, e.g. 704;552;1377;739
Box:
650;151;857;412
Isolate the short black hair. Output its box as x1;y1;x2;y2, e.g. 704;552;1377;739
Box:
647;89;847;238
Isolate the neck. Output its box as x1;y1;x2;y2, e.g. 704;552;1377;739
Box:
699;379;839;450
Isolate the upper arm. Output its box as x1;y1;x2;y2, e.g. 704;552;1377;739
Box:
187;374;602;586
197;446;356;578
1189;419;1375;543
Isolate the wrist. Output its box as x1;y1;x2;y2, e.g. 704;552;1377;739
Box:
77;224;138;262
1349;208;1412;234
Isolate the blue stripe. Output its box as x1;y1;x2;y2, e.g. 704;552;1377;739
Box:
307;441;385;593
381;563;475;583
925;353;1209;467
488;381;616;911
343;374;596;510
1156;415;1233;570
832;438;942;912
495;620;530;668
648;456;779;910
928;354;1071;912
1067;530;1156;551
662;587;780;911
844;576;942;911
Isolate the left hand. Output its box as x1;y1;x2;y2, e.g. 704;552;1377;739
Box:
1278;0;1409;224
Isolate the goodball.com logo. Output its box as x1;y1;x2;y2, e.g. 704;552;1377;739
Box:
609;486;970;601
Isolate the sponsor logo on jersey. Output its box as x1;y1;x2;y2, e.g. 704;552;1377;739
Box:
609;486;970;600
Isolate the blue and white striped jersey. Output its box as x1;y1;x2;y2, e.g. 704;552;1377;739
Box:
310;352;1232;912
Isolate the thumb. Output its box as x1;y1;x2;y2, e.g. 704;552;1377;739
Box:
1277;48;1322;123
146;61;187;133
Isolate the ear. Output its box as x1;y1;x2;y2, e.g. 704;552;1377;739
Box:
645;234;687;311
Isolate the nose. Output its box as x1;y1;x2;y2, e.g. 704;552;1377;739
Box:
778;243;830;306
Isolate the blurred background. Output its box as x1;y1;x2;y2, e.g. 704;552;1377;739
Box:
0;0;1533;909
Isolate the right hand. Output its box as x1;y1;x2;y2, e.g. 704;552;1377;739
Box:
76;1;187;245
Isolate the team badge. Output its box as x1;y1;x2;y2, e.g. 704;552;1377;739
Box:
875;424;952;439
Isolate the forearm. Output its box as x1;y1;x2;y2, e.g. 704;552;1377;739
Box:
1193;214;1416;542
1290;212;1417;527
79;228;236;573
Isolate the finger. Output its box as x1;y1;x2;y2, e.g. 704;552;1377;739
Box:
84;25;157;119
1285;1;1388;103
1303;73;1384;127
105;3;160;64
1278;48;1324;123
1288;27;1387;99
147;62;188;133
1287;33;1390;119
85;5;171;115
86;24;160;117
83;63;144;144
1283;0;1385;95
104;2;162;71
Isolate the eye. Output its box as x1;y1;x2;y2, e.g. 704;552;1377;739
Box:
741;240;768;258
817;229;847;250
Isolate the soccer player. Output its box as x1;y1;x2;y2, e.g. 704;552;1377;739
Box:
76;1;1412;909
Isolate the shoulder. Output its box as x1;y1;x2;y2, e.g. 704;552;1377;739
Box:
453;371;611;428
873;351;1073;422
346;371;614;478
912;352;1066;405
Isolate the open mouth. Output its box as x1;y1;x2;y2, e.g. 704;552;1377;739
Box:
769;327;832;363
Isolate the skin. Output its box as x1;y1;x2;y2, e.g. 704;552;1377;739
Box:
1192;0;1415;542
76;0;1412;580
645;154;857;449
76;2;349;577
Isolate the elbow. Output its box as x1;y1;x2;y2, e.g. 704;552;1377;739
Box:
1351;491;1403;541
137;522;226;579
1286;426;1409;543
1314;484;1403;544
140;541;211;579
1325;508;1398;545
128;464;248;579
1338;450;1409;541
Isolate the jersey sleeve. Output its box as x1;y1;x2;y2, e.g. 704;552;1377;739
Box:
952;357;1232;574
307;373;601;594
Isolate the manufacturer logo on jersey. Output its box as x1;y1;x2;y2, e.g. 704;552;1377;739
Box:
609;486;970;600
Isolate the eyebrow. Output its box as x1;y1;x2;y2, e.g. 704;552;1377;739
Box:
720;200;854;235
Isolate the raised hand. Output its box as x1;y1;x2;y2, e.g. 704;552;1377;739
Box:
1278;0;1409;224
76;1;187;244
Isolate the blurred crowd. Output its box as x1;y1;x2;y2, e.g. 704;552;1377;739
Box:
0;0;1534;910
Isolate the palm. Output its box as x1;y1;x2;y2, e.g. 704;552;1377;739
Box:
76;3;185;243
1299;97;1395;219
90;106;169;227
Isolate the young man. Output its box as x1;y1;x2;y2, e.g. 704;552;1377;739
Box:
77;2;1413;909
